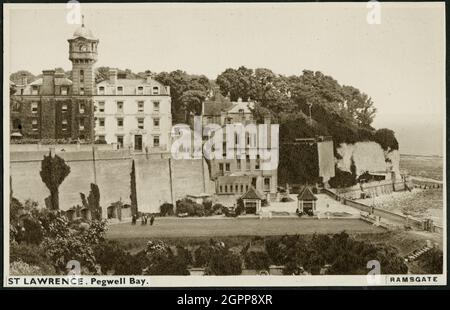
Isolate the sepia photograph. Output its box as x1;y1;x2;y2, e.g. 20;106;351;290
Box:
2;2;446;288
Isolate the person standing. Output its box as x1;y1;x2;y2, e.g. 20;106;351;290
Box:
150;215;155;226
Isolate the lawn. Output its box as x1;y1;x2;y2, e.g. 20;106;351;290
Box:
106;217;384;240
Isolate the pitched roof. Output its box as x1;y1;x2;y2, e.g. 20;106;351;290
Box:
241;186;264;200
297;187;317;201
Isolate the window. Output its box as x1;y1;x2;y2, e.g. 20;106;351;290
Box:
137;118;144;129
98;86;105;95
137;86;144;95
225;163;230;172
79;102;85;114
153;101;160;112
99;118;105;127
246;155;251;170
237;159;241;170
240;184;244;193
62;119;68;131
264;177;271;191
117;136;124;148
31;102;38;114
61;104;68;112
31;86;38;95
224;185;228;193
219;163;224;173
98;102;105;113
117;118;124;128
61;87;68;95
31;119;38;131
79;87;84;95
79;119;85;131
79;70;84;83
219;185;223;193
137;101;144;113
117;101;124;113
235;185;239;192
152;86;159;95
117;86;123;95
97;135;105;142
255;155;260;170
153;118;160;128
153;135;160;147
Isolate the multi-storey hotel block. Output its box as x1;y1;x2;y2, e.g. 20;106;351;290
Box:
93;70;172;151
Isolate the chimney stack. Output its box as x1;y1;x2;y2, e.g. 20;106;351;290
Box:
41;69;55;95
20;73;27;86
145;70;154;83
109;69;118;84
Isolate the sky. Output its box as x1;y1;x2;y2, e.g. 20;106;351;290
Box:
5;3;445;156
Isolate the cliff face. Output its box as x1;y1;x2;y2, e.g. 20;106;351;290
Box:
336;141;400;177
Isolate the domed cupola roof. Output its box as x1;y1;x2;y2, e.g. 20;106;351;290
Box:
72;16;96;40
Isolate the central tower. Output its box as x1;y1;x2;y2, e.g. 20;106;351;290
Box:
68;17;99;95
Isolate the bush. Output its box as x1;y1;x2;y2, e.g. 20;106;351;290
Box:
176;198;195;216
417;248;443;274
10;261;42;276
10;242;55;274
244;251;271;270
160;203;174;216
206;252;242;275
235;198;245;215
212;203;225;215
203;200;213;215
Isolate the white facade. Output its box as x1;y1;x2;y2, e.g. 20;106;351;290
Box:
93;70;172;152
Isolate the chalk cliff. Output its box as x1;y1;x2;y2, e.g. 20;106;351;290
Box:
336;141;400;177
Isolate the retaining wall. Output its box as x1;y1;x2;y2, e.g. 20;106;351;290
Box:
10;146;215;214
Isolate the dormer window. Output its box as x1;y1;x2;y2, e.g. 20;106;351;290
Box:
137;86;144;95
98;86;105;95
152;86;159;95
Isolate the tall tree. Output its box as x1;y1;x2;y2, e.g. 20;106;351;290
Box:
87;183;101;220
130;160;138;217
40;152;71;210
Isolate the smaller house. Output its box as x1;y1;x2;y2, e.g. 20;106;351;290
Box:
240;186;264;214
297;187;318;215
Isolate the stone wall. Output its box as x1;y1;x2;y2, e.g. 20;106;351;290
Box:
10;147;214;215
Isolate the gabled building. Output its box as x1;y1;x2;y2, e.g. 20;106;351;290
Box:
201;95;278;200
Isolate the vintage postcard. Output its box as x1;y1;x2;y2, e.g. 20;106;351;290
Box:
3;2;446;288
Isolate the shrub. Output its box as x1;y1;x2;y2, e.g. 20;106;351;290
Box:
176;198;195;216
10;261;42;276
160;203;174;216
244;251;271;270
203;200;213;215
235;198;245;215
10;242;55;274
417;248;443;274
206;252;242;275
212;203;225;215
